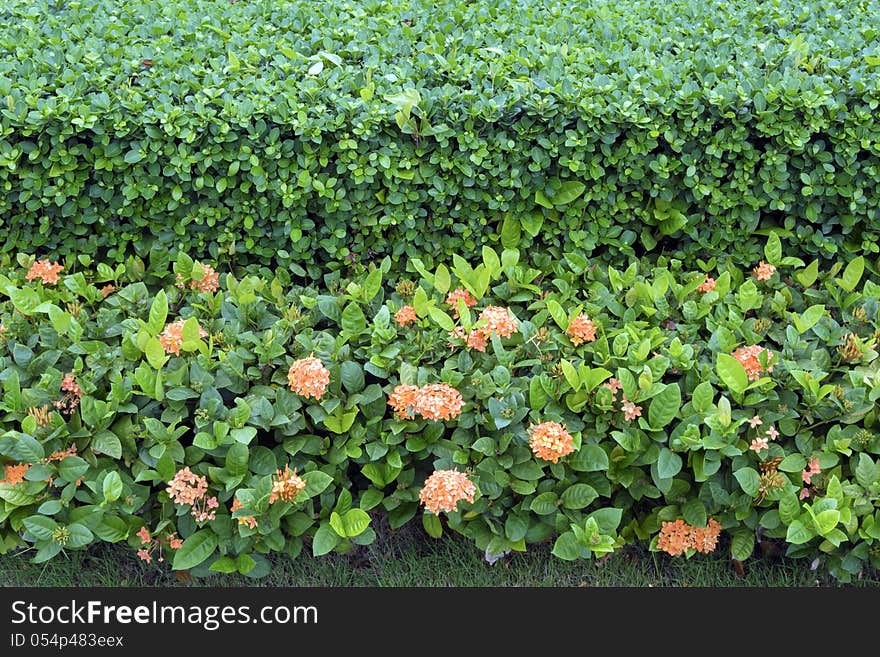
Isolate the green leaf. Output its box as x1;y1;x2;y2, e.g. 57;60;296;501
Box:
58;456;89;482
648;383;681;429
24;516;58;541
547;299;568;330
561;359;580;392
362;269;382;302
209;557;239;573
764;233;782;265
423;513;443;538
785;519;814;545
837;256;864;292
66;523;93;548
779;491;800;525
173;530;218;570
147;290;168;335
226;443;249;476
812;509;840;535
730;529;755;561
500;215;521;248
341;302;367;333
734;468;761;497
341;509;371;537
796;260;819;287
428;306;455;332
92;430;123;459
505;514;528;542
691;381;714;413
434;264;451;295
569;444;609;472
561;483;598;509
312;523;339;556
716;353;748;394
793;304;825;334
681;498;707;527
340;361;365;393
302;471;333;498
551;531;582;560
102;472;123;502
552;181;586;207
778;454;806;473
144;337;166;368
323;408;358;434
529;492;558;515
657;448;682;479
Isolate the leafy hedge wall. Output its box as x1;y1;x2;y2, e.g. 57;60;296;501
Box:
2;245;879;581
2;0;880;274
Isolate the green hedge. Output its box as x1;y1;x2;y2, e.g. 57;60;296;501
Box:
1;245;879;581
2;0;880;274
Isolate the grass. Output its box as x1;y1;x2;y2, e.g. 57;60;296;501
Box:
2;525;876;587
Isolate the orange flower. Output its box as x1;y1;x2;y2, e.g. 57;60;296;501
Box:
136;526;152;545
528;421;575;463
414;383;465;421
753;261;776;282
446;288;477;318
567;313;597;346
190;263;220;294
419;469;476;515
231;497;258;529
159;319;208;356
25;259;64;285
168;535;184;550
466;329;487;352
268;465;306;504
166;467;208;506
698;276;716;293
100;284;116;298
622;399;642;422
45;444;77;462
478;305;518;338
388;384;420;419
2;463;30;485
657;519;722;556
731;345;774;381
137;548;152;564
287;355;330;400
395;305;418;327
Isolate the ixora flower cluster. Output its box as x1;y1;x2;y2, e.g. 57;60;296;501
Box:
441;291;519;352
166;467;219;523
731;344;775;381
135;527;183;564
287;355;331;400
656;519;723;556
419;469;476;515
175;262;220;294
388;383;465;421
528;421;575;463
159;319;208;355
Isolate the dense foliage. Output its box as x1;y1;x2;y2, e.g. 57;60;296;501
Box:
2;0;880;275
2;244;879;581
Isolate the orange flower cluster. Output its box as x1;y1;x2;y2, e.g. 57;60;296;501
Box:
231;497;258;529
477;306;518;338
176;263;220;294
45;444;78;462
0;324;7;342
528;421;575;463
656;519;723;556
731;344;774;381
395;305;418;327
448;326;488;352
26;259;64;285
136;529;184;564
268;465;306;504
166;467;218;522
567;313;597;346
287;355;330;400
54;373;83;415
1;463;30;485
159;319;208;355
388;383;464;421
100;284;116;299
753;261;776;282
419;469;476;515
446;288;477;318
698;276;716;293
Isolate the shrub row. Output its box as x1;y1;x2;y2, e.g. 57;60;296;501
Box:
2;0;880;274
1;242;879;581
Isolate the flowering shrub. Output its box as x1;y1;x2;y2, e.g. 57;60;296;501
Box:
1;243;879;581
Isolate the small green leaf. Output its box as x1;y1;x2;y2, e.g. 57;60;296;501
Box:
716;353;748;394
102;472;123;502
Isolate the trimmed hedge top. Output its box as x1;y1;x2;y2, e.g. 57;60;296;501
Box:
2;0;880;271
